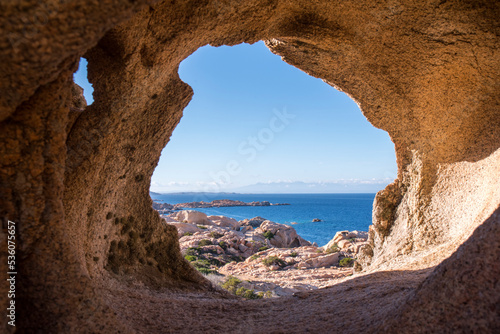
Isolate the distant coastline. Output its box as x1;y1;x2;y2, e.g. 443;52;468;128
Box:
151;191;377;195
150;179;391;194
152;198;290;213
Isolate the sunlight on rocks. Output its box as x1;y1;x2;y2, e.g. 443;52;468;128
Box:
157;204;368;298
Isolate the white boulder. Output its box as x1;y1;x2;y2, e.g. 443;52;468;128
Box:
256;221;311;248
208;215;240;230
173;210;213;225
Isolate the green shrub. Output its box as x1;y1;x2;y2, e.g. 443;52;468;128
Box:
218;241;228;250
191;259;214;273
325;243;339;254
203;247;218;254
185;247;201;256
207;257;223;266
262;256;286;267
197;225;208;229
184;255;197;262
220;276;265;299
339;257;354;267
210;231;224;239
235;287;262;299
348;238;356;243
193;259;211;267
250;254;260;261
230;255;244;263
198;239;212;246
290;251;298;257
262;231;274;240
197;267;216;275
258;246;269;252
222;276;242;294
183;232;193;237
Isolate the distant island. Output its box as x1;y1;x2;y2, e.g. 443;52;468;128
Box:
152;199;289;212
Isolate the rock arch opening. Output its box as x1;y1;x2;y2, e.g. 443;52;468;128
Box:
150;41;398;295
152;41;397;195
1;1;498;332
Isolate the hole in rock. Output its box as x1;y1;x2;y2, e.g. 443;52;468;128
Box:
151;41;397;298
73;57;94;106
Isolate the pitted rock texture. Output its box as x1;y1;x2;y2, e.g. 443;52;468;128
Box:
0;0;499;333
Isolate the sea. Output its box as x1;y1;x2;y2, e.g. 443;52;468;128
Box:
151;193;375;247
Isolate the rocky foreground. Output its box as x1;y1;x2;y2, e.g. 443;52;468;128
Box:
163;210;368;297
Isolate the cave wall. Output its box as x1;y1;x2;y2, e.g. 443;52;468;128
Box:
0;0;499;332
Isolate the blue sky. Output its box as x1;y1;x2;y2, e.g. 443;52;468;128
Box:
74;41;396;193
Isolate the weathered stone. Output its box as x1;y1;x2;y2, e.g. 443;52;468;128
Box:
302;252;340;269
240;216;267;228
168;222;202;236
256;221;312;248
208;215;240;230
172;210;213;225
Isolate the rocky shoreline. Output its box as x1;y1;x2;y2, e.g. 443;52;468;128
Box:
162;210;368;298
153;199;289;214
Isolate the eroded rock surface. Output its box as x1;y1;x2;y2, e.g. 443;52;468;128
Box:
0;0;499;332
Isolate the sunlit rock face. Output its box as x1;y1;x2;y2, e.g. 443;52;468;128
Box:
0;0;498;332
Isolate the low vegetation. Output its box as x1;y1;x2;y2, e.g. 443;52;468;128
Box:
250;254;260;261
220;276;271;299
185;247;201;257
262;256;287;268
262;231;274;240
221;276;242;294
184;255;197;262
325;243;339;254
210;231;224;239
198;239;212;246
339;257;354;267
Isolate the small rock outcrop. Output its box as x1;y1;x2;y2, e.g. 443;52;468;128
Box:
256;221;312;248
172;210;213;226
240;216;267;228
207;215;240;230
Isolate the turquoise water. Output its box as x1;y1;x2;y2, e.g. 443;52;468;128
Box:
151;193;375;246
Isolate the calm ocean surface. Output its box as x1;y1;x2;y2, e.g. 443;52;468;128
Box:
151;193;375;246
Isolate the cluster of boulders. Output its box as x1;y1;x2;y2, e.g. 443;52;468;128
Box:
220;230;369;295
163;210;368;297
165;210;311;263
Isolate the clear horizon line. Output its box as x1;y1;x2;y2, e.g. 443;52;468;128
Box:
150;190;379;195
